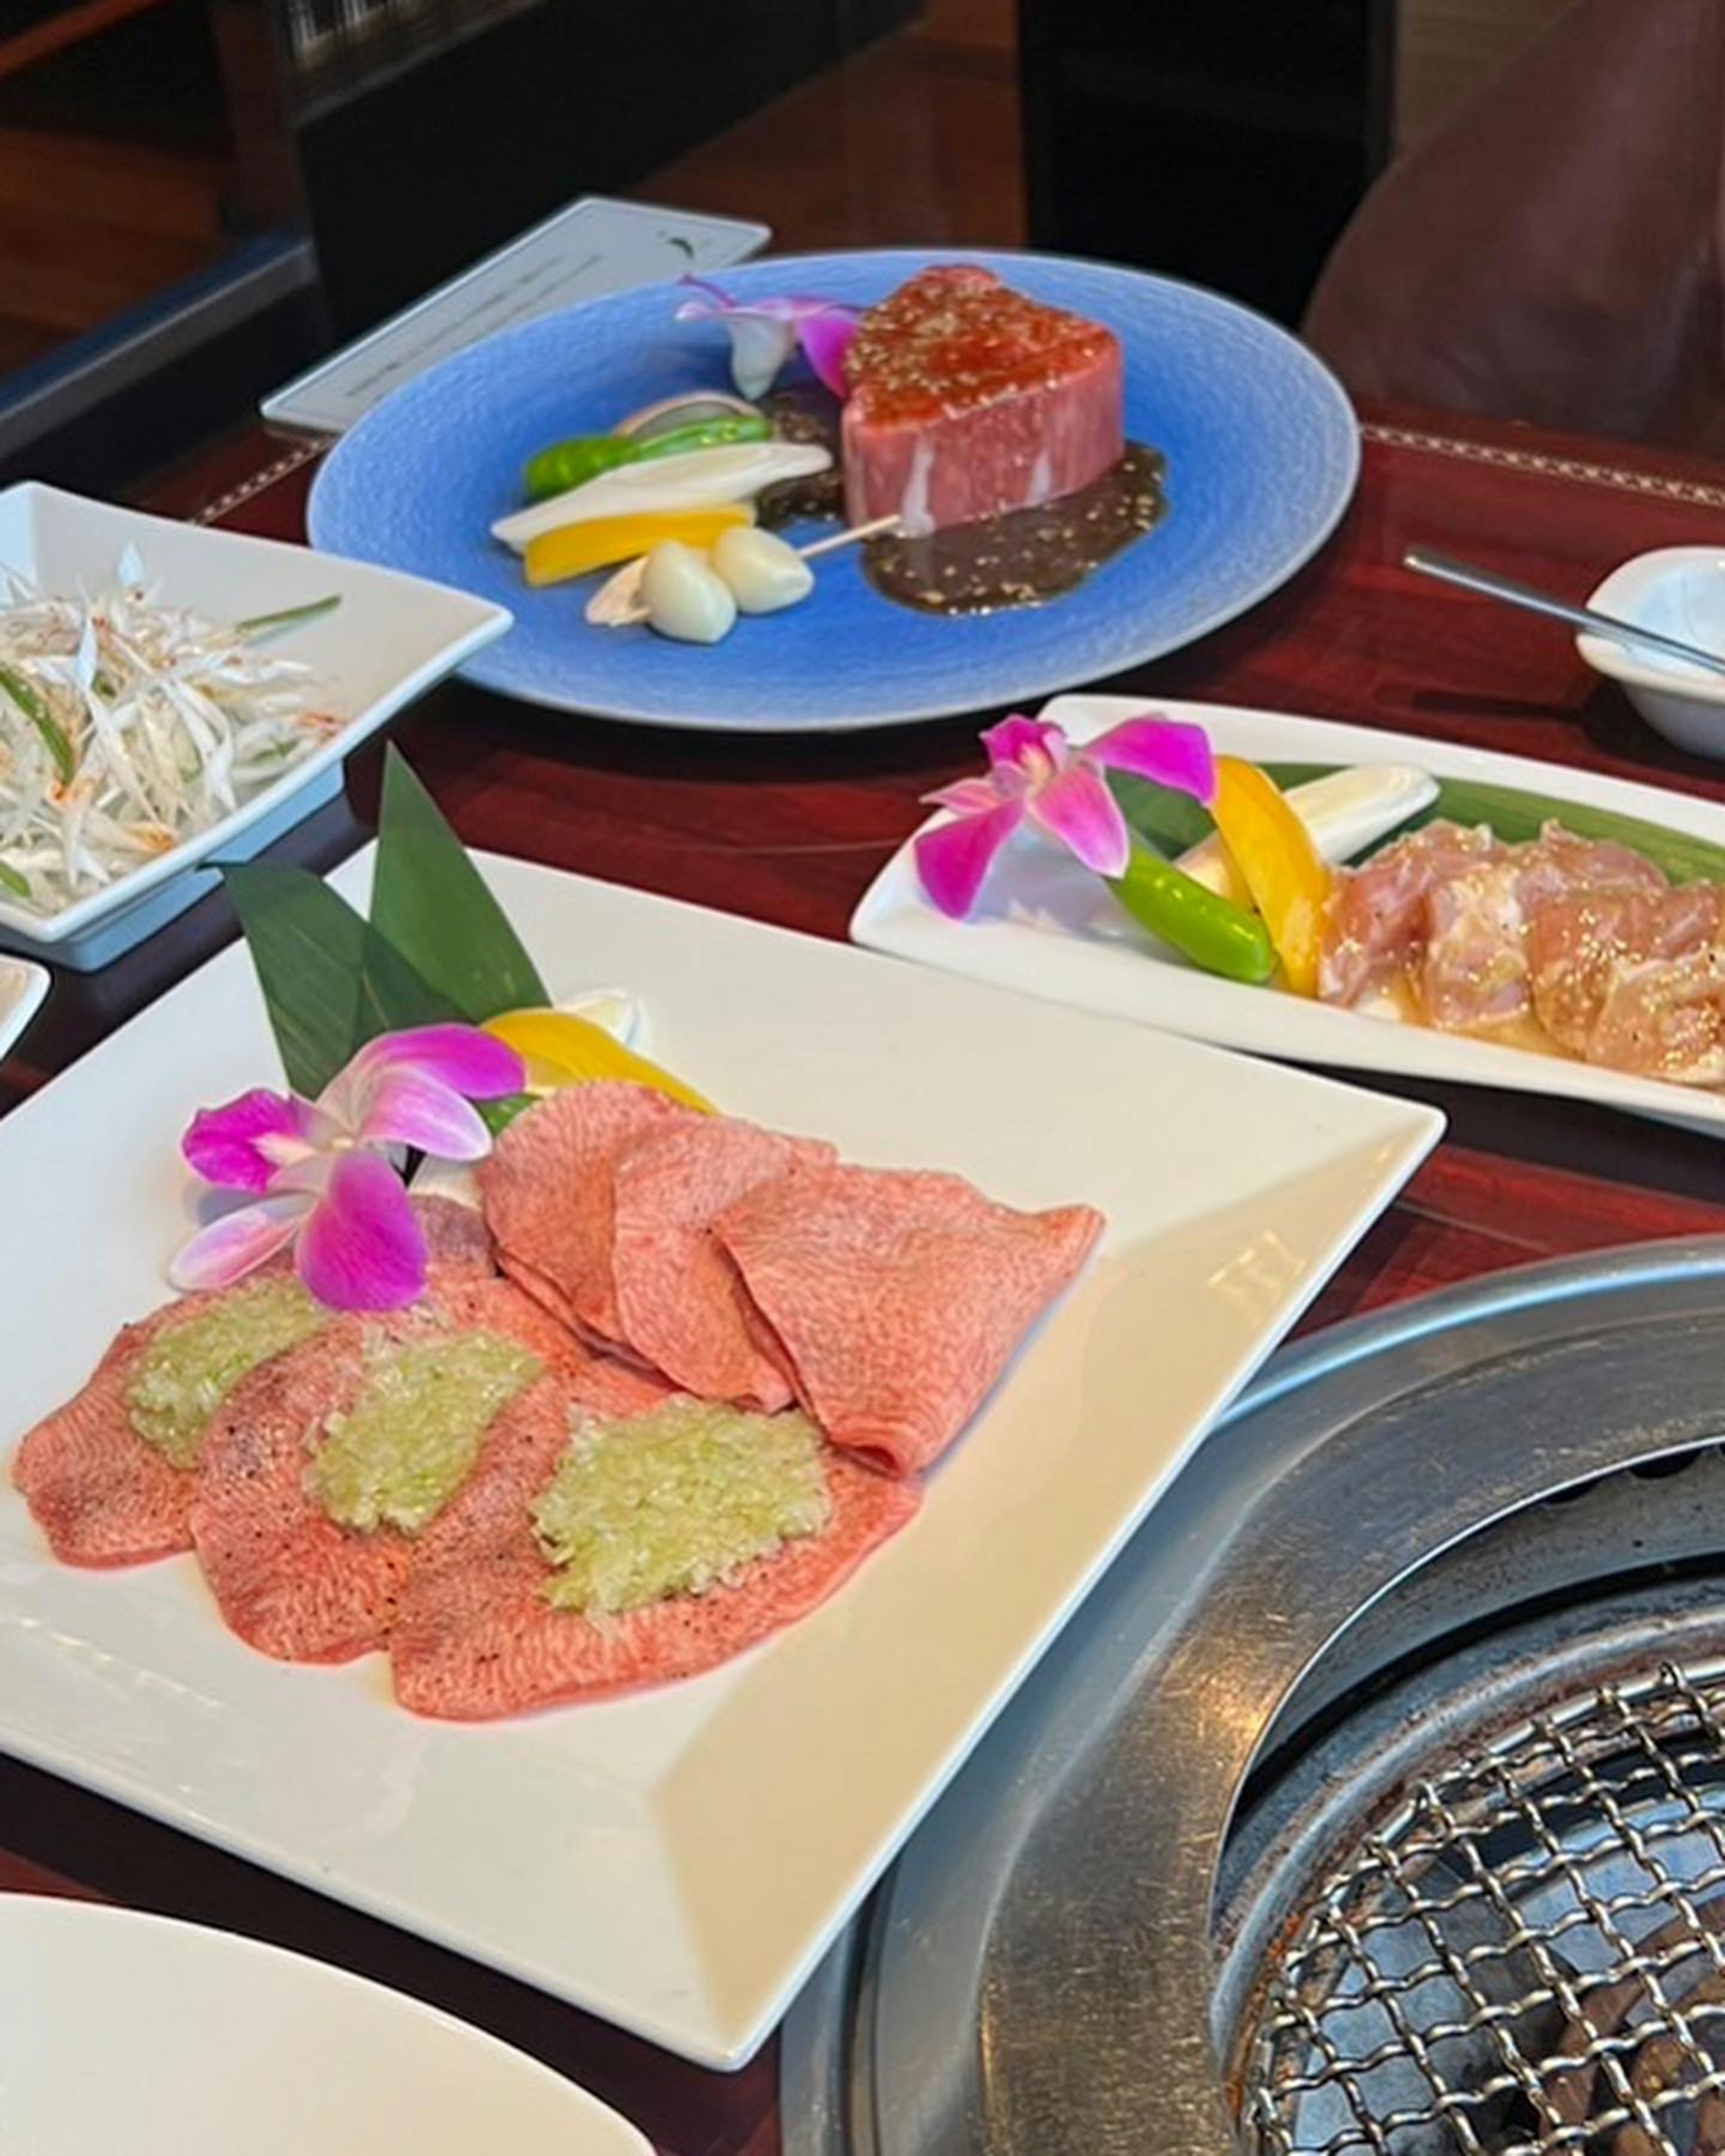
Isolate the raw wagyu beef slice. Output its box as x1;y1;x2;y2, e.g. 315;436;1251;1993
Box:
610;1118;836;1410
390;1395;918;1720
478;1082;700;1347
842;265;1124;535
190;1278;581;1664
715;1165;1105;1476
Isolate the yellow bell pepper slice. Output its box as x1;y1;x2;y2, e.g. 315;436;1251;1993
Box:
1208;757;1332;997
482;1007;714;1112
522;506;752;588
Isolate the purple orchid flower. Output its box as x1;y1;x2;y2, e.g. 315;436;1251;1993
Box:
914;713;1217;920
169;1025;525;1312
675;277;859;401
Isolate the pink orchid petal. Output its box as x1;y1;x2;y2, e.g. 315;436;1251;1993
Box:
914;799;1026;918
321;1024;523;1133
982;716;1064;778
354;1069;492;1162
295;1151;427;1312
1027;760;1132;878
797;309;858;398
922;774;1007;816
1085;715;1217;802
168;1191;312;1291
182;1090;323;1193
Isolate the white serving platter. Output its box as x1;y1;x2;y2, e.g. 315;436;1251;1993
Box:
0;849;1439;2067
0;952;47;1060
0;1894;648;2156
854;692;1725;1140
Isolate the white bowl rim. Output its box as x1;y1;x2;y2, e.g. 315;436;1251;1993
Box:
1579;544;1725;702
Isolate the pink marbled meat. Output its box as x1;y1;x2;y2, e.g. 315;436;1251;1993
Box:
390;1380;915;1719
10;1199;493;1570
610;1118;836;1410
841;267;1124;535
715;1164;1103;1477
189;1277;581;1664
478;1084;701;1350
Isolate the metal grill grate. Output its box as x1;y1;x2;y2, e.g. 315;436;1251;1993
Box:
1245;1661;1725;2156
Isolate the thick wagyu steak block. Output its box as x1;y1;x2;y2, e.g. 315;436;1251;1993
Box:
842;267;1124;535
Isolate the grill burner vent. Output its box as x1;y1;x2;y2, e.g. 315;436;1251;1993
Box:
1250;1662;1725;2156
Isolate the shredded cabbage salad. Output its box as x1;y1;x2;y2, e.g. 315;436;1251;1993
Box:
0;546;341;916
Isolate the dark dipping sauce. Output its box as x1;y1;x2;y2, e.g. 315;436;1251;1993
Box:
758;388;1168;616
864;443;1167;616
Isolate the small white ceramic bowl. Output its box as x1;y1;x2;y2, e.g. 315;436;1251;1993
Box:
1579;548;1725;758
0;483;512;971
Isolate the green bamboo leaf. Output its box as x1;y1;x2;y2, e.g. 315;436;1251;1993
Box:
1115;761;1725;888
370;747;548;1020
1106;772;1218;859
224;861;459;1097
0;662;74;785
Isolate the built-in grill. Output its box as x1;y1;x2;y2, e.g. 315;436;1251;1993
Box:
781;1244;1725;2156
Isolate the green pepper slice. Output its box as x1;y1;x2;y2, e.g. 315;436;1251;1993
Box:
521;414;772;504
1108;846;1277;984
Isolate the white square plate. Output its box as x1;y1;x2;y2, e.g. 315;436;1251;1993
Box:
0;485;510;968
0;852;1440;2067
0;953;47;1059
854;693;1725;1140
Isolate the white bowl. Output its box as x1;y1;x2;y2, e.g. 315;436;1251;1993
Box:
0;1894;650;2156
0;483;511;971
1579;547;1725;757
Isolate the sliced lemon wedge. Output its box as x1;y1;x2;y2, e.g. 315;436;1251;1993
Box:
482;1007;713;1112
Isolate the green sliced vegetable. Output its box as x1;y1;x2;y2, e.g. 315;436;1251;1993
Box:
369;747;548;1021
223;859;458;1097
1114;763;1725;889
235;594;342;644
522;414;772;504
0;662;73;786
1109;846;1277;983
0;858;28;898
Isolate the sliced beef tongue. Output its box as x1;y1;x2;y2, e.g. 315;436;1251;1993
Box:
478;1082;701;1350
715;1164;1104;1477
390;1390;915;1720
842;265;1124;535
190;1278;591;1665
609;1120;836;1412
9;1198;495;1571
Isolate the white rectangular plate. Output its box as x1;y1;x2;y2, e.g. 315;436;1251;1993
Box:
0;485;510;963
854;693;1725;1140
0;852;1439;2067
0;954;47;1059
262;197;769;436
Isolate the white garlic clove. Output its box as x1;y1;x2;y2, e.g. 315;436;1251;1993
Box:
711;526;816;615
640;542;738;644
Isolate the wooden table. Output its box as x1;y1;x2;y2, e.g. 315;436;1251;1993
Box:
9;400;1725;2152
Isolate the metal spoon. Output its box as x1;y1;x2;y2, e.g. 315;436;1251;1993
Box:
1403;546;1725;681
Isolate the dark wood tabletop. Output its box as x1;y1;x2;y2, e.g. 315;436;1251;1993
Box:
9;398;1725;2153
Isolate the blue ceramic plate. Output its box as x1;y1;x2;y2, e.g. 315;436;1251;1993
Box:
308;250;1359;732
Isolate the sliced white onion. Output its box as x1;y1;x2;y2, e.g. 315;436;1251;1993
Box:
493;443;832;552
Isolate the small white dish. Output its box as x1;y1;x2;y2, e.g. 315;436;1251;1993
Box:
0;484;511;972
1580;548;1725;756
0;850;1438;2068
0;1893;650;2156
853;692;1725;1142
0;952;47;1060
